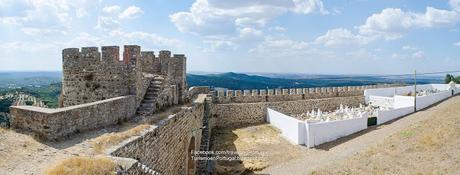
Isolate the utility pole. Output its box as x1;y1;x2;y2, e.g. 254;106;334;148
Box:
414;69;417;112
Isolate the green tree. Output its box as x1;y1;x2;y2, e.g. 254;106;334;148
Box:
25;100;33;106
0;98;14;113
445;74;455;84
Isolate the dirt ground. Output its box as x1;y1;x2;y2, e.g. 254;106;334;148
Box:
211;124;309;174
215;96;460;175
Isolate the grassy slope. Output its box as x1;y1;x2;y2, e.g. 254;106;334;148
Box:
311;97;460;174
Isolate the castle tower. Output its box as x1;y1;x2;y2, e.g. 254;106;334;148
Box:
60;45;188;107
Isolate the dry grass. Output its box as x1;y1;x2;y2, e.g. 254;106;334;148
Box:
45;156;116;175
311;96;460;174
0;127;6;134
91;124;150;153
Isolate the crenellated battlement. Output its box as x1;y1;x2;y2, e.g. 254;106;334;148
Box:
213;84;398;104
61;45;188;107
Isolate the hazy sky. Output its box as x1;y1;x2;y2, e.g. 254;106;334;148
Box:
1;0;460;74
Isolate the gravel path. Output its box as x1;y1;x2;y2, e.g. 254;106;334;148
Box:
262;95;460;175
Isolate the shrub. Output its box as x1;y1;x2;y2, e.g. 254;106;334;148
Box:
25;100;34;106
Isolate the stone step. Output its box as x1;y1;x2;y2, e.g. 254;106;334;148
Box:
144;96;157;100
143;99;157;103
147;86;160;89
136;111;150;116
147;86;161;91
140;103;154;108
137;108;151;112
145;90;158;95
145;92;159;97
151;81;162;84
146;88;160;92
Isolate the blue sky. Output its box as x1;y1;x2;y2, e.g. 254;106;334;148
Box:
1;0;460;74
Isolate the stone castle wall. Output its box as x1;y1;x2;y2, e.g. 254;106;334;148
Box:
61;45;187;108
213;84;395;104
110;97;206;175
10;96;136;140
211;96;364;128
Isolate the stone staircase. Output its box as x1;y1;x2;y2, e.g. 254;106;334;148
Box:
196;98;212;175
136;77;164;116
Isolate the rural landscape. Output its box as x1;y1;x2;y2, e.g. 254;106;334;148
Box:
1;0;460;175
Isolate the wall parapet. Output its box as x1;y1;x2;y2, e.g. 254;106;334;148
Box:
109;97;206;175
10;95;136;140
213;84;397;104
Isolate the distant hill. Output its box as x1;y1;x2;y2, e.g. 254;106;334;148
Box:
0;71;61;88
187;72;443;90
0;71;444;91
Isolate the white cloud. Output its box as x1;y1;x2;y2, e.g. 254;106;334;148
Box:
119;6;144;19
0;16;27;26
453;42;460;47
292;0;329;15
402;45;417;50
21;27;67;36
450;0;460;12
315;28;372;47
269;26;286;32
170;0;329;36
109;30;182;48
0;41;57;51
315;4;460;47
391;50;425;59
67;32;107;47
0;0;97;35
238;27;263;40
249;36;308;54
391;53;407;59
96;5;144;30
203;39;238;51
345;49;376;59
96;16;120;30
235;17;267;27
103;5;121;14
358;7;460;40
412;50;424;58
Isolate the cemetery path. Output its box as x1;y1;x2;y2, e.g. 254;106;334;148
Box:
262;95;460;175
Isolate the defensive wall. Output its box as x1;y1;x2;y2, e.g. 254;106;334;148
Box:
109;95;207;175
213;84;395;104
211;96;364;128
210;84;395;129
10;96;136;140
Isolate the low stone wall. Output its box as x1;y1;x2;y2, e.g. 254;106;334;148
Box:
188;86;210;100
211;96;364;128
10;95;136;140
110;98;206;175
213;84;397;104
